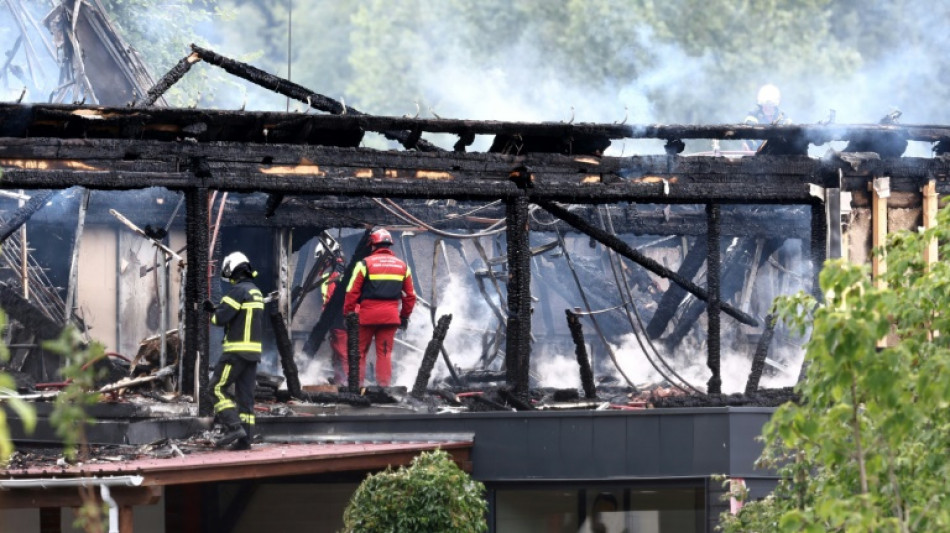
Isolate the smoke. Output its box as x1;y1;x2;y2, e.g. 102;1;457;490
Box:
602;333;805;394
391;272;496;387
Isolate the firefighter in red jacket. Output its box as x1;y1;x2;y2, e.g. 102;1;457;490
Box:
344;228;416;386
320;255;348;384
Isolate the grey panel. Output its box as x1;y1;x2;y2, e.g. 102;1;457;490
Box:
474;417;529;478
728;411;773;477
659;415;695;475
591;415;626;478
557;416;593;478
525;417;561;477
692;413;729;474
626;413;661;476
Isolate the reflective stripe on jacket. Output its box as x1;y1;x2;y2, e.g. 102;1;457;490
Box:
343;247;416;325
212;280;264;360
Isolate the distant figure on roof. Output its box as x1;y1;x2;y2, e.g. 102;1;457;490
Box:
743;84;790;150
203;251;263;450
344;228;416;387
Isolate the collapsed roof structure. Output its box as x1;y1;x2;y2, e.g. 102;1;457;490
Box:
2;2;950;531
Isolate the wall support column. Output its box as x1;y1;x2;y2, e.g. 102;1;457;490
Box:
505;191;531;394
185;187;211;414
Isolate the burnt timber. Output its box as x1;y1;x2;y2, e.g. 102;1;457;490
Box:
1;101;949;410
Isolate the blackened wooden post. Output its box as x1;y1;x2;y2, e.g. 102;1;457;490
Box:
185;187;211;415
505;189;532;393
566;310;596;399
810;198;827;301
346;312;361;391
411;314;453;399
706;203;722;394
745;314;776;395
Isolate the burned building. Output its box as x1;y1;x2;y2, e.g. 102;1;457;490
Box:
0;10;949;531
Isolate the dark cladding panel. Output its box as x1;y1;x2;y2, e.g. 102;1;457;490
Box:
474;417;530;477
591;416;627;478
625;414;661;475
557;417;594;478
728;409;773;477
692;414;730;473
525;418;562;477
658;415;695;475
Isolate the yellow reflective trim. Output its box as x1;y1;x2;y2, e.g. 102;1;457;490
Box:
214;364;233;410
240;413;256;425
223;342;262;352
250;289;262;296
241;302;264;309
221;296;241;310
214;401;236;413
346;262;366;292
244;308;254;343
367;273;405;281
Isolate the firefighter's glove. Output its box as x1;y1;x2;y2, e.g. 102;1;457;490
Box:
399;316;409;330
202;299;216;313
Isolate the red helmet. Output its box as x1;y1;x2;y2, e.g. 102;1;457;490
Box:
369;228;393;247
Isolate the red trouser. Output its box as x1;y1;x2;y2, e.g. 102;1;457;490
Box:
328;328;348;384
357;324;398;386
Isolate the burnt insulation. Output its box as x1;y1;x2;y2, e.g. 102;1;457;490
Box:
745;314;777;395
565;310;597;399
504;193;532;394
269;310;302;399
411;314;453;399
706;203;722;395
345;311;360;392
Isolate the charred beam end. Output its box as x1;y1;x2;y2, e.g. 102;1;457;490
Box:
566;310;596;399
453;130;476;153
189;44;442;153
411;314;453;399
745;314;777;395
537;200;759;327
706;203;722;395
269;310;301;399
136;52;200;107
499;387;534;411
0;190;56;245
345;312;360;392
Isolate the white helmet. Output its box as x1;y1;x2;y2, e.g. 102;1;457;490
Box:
757;84;781;106
221;251;251;280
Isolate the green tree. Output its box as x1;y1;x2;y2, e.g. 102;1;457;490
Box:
720;206;950;531
342;449;488;533
0;312;36;463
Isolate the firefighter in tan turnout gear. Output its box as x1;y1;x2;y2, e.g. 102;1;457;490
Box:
203;251;264;450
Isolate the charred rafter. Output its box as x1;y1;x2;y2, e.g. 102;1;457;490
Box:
2;135;949;198
188;45;440;153
3;102;950;147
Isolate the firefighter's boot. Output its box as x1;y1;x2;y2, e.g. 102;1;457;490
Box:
215;423;247;448
228;423;252;451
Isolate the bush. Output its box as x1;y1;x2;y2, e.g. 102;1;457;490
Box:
342;449;487;533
